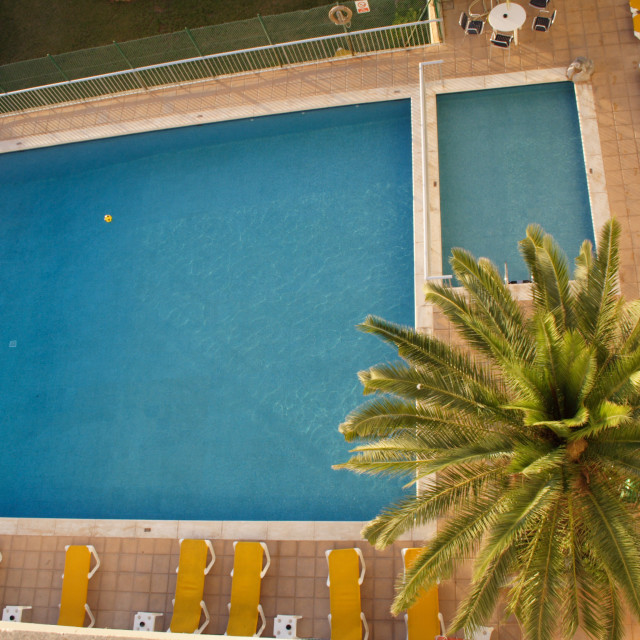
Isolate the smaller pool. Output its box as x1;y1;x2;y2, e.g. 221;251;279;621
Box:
437;81;594;281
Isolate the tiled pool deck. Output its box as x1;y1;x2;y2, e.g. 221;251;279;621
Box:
0;0;639;637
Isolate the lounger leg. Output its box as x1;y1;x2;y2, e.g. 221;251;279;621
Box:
223;603;231;636
196;600;210;634
204;540;216;575
87;545;101;579
361;612;369;640
255;604;266;637
439;612;446;636
85;603;95;629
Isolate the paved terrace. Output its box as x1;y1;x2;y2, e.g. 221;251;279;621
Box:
0;0;639;638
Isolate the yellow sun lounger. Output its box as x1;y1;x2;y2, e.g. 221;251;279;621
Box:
57;545;100;628
401;548;444;640
226;541;271;637
169;539;216;633
326;548;369;640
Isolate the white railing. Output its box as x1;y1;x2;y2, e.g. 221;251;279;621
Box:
0;19;443;116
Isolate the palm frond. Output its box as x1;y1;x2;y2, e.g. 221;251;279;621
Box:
425;279;531;366
515;447;566;477
573;219;622;359
358;362;517;424
476;472;562;576
579;478;640;617
618;300;640;354
569;401;631;441
390;485;506;612
586;445;640;482
557;331;597;416
597;422;640;444
533;312;564;417
447;248;534;361
449;546;516;635
573;238;594;285
560;493;581;640
517;498;564;640
588;350;640;408
519;224;574;332
339;397;447;441
357;315;504;394
359;465;502;549
597;571;624;640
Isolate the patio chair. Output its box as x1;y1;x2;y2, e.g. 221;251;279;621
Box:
468;0;490;18
459;12;485;35
168;539;215;634
401;548;444;640
532;10;557;31
489;32;514;61
529;0;551;8
57;545;100;627
226;541;271;636
326;548;369;640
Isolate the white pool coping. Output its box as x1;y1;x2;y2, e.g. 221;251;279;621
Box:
0;516;432;541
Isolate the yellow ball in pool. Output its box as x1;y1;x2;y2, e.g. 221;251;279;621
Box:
104;215;112;223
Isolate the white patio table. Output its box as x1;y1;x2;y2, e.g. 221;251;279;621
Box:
488;2;527;44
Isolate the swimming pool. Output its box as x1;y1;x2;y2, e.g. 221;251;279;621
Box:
0;100;414;521
436;82;594;281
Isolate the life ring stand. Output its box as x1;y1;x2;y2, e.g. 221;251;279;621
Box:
329;5;353;26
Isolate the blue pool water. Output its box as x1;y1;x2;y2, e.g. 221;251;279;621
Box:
437;82;594;281
0;100;414;521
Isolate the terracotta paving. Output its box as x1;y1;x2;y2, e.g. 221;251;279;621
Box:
0;0;639;637
0;535;423;638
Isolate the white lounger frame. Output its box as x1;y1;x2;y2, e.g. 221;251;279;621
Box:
60;544;101;628
225;541;271;637
400;548;445;640
168;538;216;634
325;548;369;640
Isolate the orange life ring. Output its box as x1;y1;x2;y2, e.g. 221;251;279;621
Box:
329;5;353;25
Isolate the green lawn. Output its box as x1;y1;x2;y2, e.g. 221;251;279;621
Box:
0;0;332;64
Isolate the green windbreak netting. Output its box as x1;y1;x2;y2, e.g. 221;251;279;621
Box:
192;18;271;56
0;56;64;93
117;31;201;69
53;46;128;81
0;0;437;108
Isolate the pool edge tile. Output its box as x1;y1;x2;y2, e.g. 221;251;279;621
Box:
221;521;268;540
266;521;315;541
177;520;223;540
93;519;137;538
135;521;179;539
15;518;57;536
0;518;18;535
54;519;96;537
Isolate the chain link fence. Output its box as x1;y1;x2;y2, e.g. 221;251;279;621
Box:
0;0;442;114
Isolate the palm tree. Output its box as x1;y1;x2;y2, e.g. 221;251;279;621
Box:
336;219;640;640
